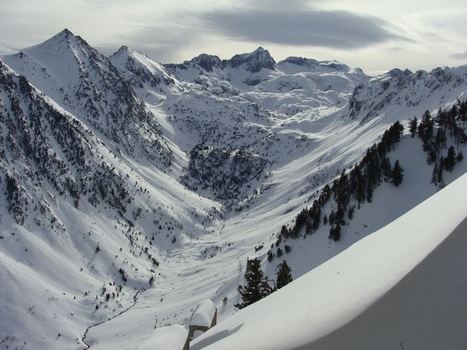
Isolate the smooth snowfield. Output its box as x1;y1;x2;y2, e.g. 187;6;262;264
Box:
192;173;467;350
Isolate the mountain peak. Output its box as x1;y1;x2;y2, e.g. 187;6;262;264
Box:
26;28;90;55
112;45;133;57
48;28;77;42
253;46;267;53
280;56;319;66
230;47;276;73
60;28;73;36
189;53;222;72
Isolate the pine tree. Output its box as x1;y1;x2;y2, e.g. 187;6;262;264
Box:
381;156;392;179
409;117;418;137
435;128;447;148
431;162;439;185
418;110;434;144
444;146;456;172
329;222;341;242
276;261;293;289
437;156;445;185
277;247;283;258
391;160;404;186
235;258;272;309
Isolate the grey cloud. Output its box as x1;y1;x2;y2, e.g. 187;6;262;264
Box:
200;7;412;49
111;23;199;62
451;51;467;60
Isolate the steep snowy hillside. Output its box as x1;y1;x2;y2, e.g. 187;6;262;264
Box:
349;66;467;123
0;29;466;350
2;29;172;168
109;46;183;100
192;172;467;350
0;56;221;350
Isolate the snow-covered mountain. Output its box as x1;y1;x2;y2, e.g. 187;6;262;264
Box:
3;29;172;168
0;29;466;350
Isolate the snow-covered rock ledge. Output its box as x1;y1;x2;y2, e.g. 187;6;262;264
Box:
192;173;467;350
137;325;188;350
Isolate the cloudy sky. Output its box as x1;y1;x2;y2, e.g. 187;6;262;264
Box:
1;0;466;74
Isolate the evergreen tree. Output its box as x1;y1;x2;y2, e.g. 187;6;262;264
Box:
457;150;464;163
444;146;457;172
418;110;434;144
409;117;418;137
391;160;404;186
277;247;283;258
437;156;445;185
348;206;355;220
366;182;374;202
329;222;341;242
381;156;392;179
431;162;439;185
435;128;447;148
235;258;272;309
458;100;467;122
276;261;293;289
280;225;289;239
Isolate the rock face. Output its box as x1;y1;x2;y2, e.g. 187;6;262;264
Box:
166;47;275;74
229;47;276;73
189;54;223;72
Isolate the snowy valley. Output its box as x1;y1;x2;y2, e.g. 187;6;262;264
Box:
0;29;466;350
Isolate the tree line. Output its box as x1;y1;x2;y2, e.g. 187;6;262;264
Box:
277;121;405;245
409;100;465;187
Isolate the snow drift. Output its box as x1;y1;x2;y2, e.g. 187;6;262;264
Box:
192;173;467;350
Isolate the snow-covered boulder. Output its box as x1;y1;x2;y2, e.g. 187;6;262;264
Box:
189;300;217;340
137;325;189;350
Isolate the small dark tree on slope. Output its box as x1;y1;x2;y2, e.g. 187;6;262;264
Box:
444;146;457;172
235;258;272;309
409;117;418;137
276;261;293;289
391;160;404;186
329;222;341;242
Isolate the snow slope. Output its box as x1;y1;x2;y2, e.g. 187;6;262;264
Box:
0;53;222;350
192;173;467;350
